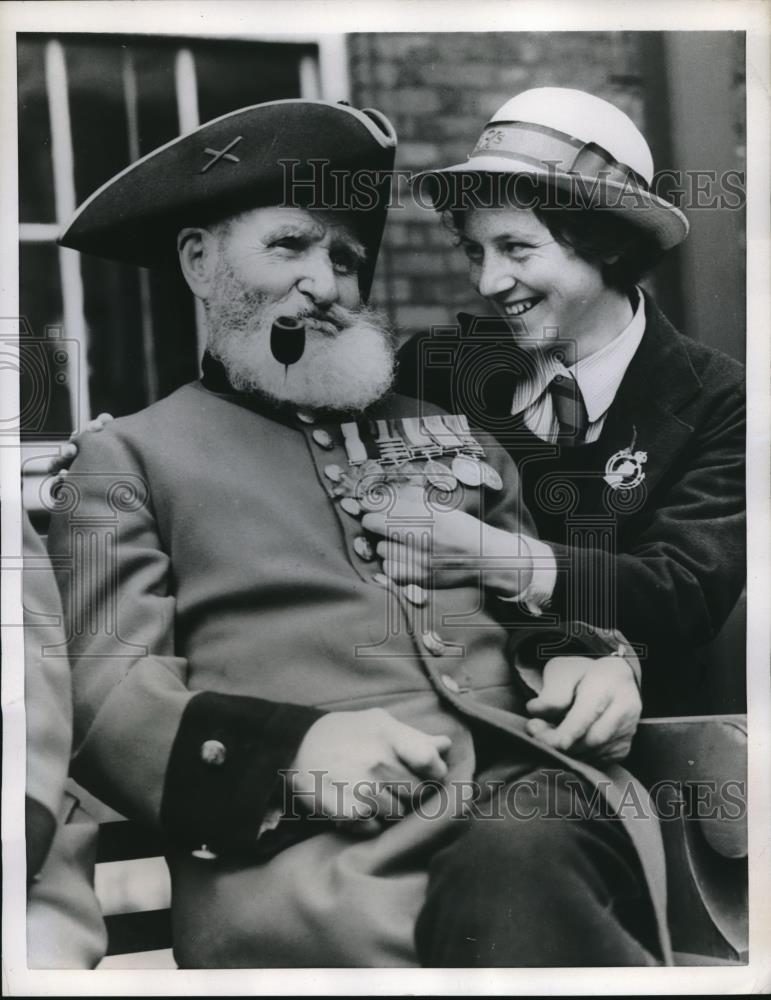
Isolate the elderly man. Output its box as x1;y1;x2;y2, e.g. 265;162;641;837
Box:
48;99;666;968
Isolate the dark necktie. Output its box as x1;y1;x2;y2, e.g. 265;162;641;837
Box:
550;371;589;445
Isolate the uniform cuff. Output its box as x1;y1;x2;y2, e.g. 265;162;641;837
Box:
161;692;324;855
497;535;557;616
509;622;641;695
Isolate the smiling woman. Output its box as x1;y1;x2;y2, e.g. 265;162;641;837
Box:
397;87;746;718
453;201;637;364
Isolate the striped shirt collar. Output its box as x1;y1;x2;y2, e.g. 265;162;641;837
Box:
510;289;647;422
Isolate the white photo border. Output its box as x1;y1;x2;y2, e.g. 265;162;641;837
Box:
2;1;769;994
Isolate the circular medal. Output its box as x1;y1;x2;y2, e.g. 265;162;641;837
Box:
323;463;344;483
424;459;458;491
451;454;482;487
481;461;503;491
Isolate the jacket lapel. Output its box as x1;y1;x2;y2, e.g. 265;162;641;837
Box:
595;296;702;497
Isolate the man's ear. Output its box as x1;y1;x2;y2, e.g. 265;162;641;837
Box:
177;228;218;299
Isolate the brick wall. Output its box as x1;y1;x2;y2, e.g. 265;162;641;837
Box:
347;31;746;350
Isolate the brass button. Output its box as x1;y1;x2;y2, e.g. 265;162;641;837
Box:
312;429;334;450
422;630;448;656
324;464;345;483
340;497;362;517
191;844;218;860
441;673;460;694
200;739;227;766
296;409;316;424
353;535;375;561
403;584;427;606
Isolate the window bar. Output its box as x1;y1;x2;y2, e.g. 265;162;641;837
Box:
122;49;159;404
18;223;63;243
45;38;91;431
174;47;207;366
299;54;322;100
317;35;350;103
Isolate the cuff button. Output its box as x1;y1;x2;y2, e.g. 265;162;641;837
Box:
200;739;227;766
191;844;218;860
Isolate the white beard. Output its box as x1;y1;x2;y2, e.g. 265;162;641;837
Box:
205;264;397;412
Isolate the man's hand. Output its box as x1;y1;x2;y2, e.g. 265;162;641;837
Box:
289;708;452;835
46;412;114;475
361;499;532;595
524;655;641;763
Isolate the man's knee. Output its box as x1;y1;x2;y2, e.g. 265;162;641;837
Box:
437;810;590;889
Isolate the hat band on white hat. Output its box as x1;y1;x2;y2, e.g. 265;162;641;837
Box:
470;122;649;189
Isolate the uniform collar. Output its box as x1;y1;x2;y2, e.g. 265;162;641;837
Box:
198;352;299;427
569;288;646;422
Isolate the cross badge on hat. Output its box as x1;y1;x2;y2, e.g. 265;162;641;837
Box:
200;135;243;173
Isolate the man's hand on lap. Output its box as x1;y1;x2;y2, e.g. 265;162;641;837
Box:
289;708;451;835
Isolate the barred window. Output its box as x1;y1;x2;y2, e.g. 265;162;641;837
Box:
18;31;346;518
17;32;343;441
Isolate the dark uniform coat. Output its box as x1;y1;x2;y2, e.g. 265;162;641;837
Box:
47;369;670;967
396;296;746;715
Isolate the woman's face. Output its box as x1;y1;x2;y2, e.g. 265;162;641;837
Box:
459;206;618;352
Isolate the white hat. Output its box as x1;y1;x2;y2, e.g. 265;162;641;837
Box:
414;87;688;249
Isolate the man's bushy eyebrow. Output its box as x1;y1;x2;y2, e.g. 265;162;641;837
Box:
330;233;367;262
261;221;366;261
263;220;325;241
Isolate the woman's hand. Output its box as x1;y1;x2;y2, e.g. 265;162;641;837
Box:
47;412;114;475
361;497;533;596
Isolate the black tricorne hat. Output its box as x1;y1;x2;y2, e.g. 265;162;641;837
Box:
58;99;397;299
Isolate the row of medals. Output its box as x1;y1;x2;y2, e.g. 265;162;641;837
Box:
300;411;503;611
